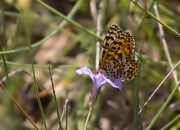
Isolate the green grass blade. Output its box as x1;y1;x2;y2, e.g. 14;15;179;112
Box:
35;0;102;40
48;65;63;130
0;0;87;55
146;61;180;129
25;25;48;130
131;0;180;37
160;114;180;130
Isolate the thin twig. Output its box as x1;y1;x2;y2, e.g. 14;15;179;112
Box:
0;69;32;84
65;99;69;130
128;61;180;129
95;0;104;70
153;4;180;93
60;99;69;121
90;0;97;22
0;69;22;83
139;61;180;114
58;99;69;130
146;62;180;129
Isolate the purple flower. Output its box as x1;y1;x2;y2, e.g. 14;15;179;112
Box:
76;66;124;105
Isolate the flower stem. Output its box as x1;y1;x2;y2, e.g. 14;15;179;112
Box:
84;106;92;130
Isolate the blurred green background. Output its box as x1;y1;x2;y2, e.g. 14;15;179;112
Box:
0;0;180;130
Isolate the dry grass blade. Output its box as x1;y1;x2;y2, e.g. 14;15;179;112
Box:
153;4;180;93
0;83;40;130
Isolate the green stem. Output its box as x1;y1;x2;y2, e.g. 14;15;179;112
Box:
1;51;180;70
25;27;48;130
0;0;89;55
48;65;63;130
0;60;78;69
0;43;8;79
131;0;180;37
84;107;92;130
35;0;102;40
0;0;9;79
146;81;180;130
0;10;20;17
121;0;130;28
134;0;156;37
134;67;141;129
160;114;180;130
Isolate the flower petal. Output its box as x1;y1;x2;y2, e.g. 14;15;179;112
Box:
76;66;106;90
106;78;123;90
76;66;123;90
76;66;124;105
93;73;106;90
76;66;95;80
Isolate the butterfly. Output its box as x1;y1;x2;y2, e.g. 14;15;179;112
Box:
98;24;141;80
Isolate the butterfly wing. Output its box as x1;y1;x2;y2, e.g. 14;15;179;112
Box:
99;24;141;79
99;24;122;68
102;54;141;79
108;31;135;58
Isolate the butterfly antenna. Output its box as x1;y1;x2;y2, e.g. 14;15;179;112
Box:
85;48;95;68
